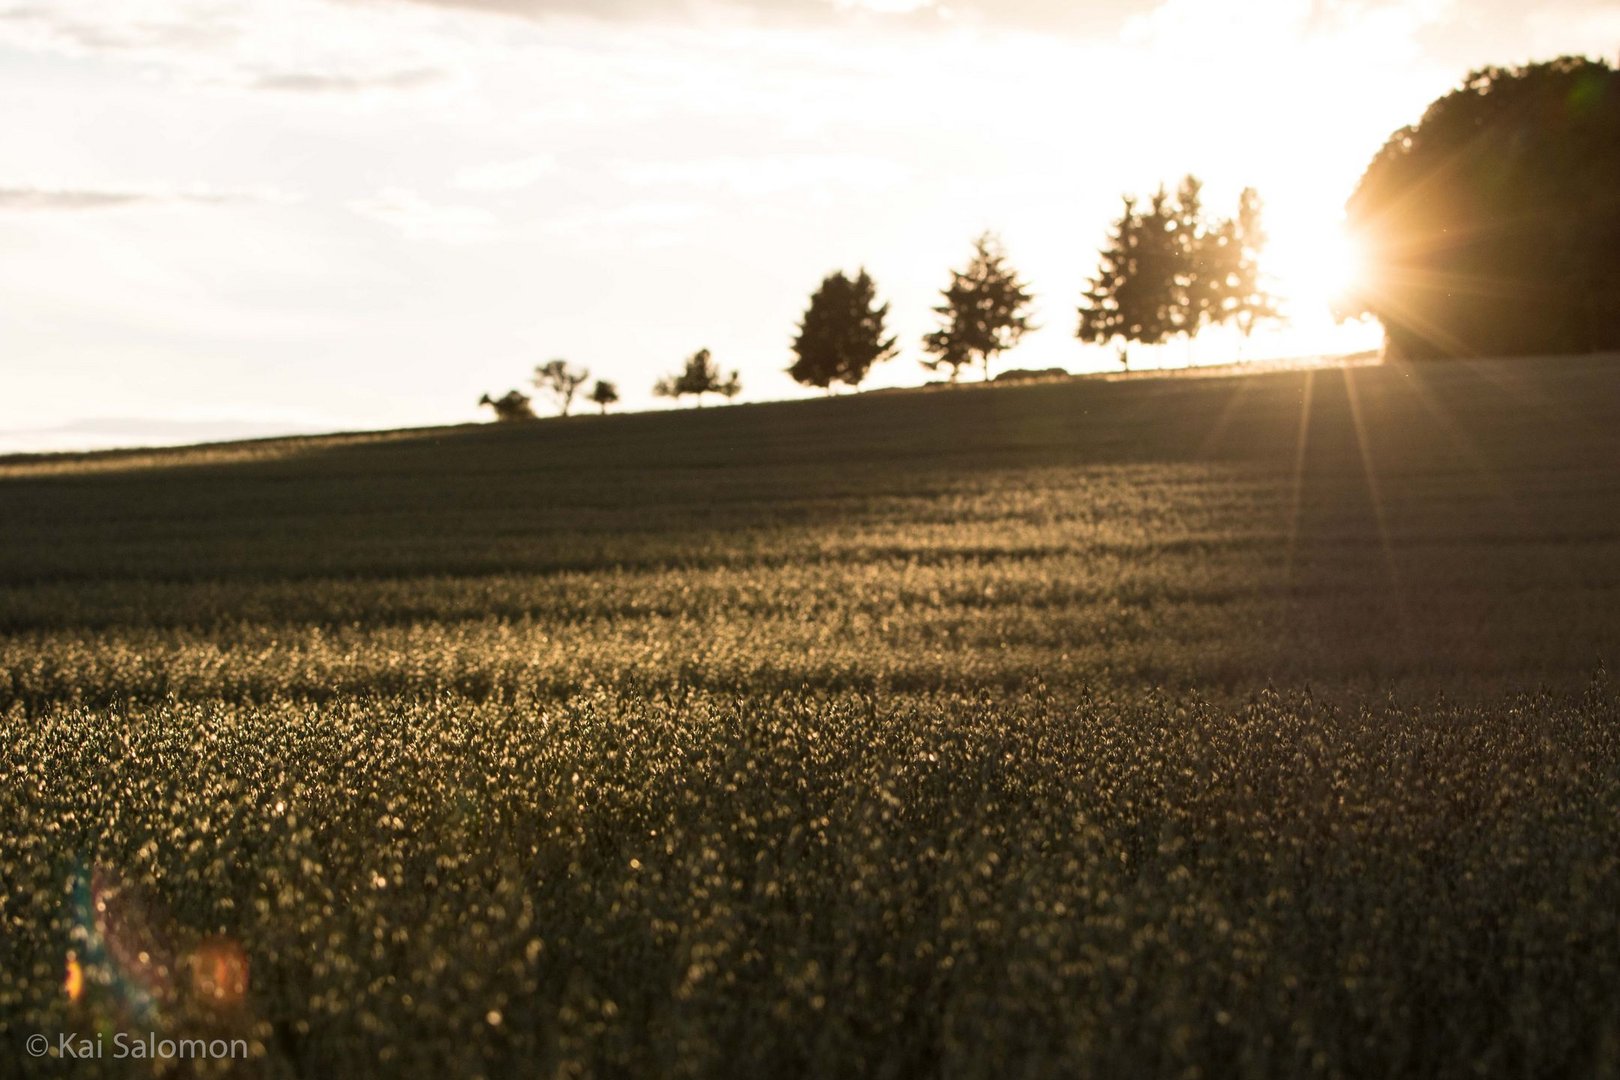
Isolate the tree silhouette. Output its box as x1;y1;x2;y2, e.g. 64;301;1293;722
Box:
789;269;898;391
534;359;590;417
654;349;741;407
1132;188;1184;347
477;390;536;422
1345;56;1620;358
1081;179;1278;366
588;379;620;415
923;232;1035;382
1078;191;1178;367
1173;175;1226;351
1077;196;1137;369
1226;187;1281;348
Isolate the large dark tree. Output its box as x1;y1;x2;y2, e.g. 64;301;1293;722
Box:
789;269;898;391
923;232;1035;382
1344;56;1620;358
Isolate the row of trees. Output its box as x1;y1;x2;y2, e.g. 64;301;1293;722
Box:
787;179;1280;392
1079;178;1277;368
485;56;1619;424
483;177;1281;419
480;359;619;421
481;350;743;421
787;235;1034;390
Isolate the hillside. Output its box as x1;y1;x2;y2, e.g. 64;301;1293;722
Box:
4;353;1618;697
6;355;1620;1080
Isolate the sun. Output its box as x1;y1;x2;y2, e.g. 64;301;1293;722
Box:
1264;219;1368;321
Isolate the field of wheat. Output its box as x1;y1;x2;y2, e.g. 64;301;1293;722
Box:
3;355;1619;1078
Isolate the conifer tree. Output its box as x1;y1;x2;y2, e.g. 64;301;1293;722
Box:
789;269;898;391
654;349;741;407
1228;187;1281;346
922;232;1035;382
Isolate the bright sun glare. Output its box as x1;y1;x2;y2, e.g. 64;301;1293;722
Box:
1266;221;1367;320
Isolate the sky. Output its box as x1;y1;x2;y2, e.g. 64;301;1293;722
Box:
1;0;1617;451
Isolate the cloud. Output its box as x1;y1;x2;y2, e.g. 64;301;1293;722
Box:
1521;2;1620;60
0;185;293;211
540;198;713;250
364;0;1140;33
250;66;446;92
621;153;907;197
349;187;498;242
368;0;812;20
0;188;148;211
0;2;460;93
453;155;557;192
0;2;236;55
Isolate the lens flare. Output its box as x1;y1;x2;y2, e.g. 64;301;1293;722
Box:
64;950;84;1004
189;937;251;1008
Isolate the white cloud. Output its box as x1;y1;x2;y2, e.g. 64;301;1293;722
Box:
829;0;937;13
0;184;296;211
543;198;710;238
1524;4;1620;59
369;0;1139;34
1121;0;1458;66
349;187;498;242
453;154;557;191
251;67;447;93
0;0;467;92
0;187;147;211
621;153;907;198
0;1;237;56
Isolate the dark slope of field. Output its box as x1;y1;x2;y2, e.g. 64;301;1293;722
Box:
3;354;1618;696
6;357;1620;1080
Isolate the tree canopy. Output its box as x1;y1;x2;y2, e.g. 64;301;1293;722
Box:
1078;188;1179;367
655;349;741;406
789;269;897;391
1078;177;1279;367
923;233;1035;382
1344;56;1620;359
477;390;536;422
534;359;591;417
588;380;620;415
1227;187;1280;342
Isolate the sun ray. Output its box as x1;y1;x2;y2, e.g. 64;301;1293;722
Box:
1392;360;1521;520
1284;368;1314;584
1194;376;1253;460
1456;356;1605;445
1341;366;1412;651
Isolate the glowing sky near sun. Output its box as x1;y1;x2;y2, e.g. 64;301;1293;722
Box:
1;0;1617;448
